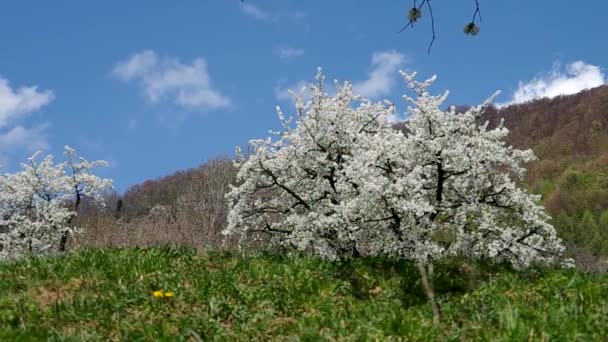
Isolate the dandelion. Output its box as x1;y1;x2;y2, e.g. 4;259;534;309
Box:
152;290;175;298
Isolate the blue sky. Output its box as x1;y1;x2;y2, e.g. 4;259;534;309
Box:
0;0;606;192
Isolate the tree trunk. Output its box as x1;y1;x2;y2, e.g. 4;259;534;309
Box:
417;261;441;323
59;233;68;252
60;188;81;252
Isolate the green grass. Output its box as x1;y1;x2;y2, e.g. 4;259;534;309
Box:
0;247;607;341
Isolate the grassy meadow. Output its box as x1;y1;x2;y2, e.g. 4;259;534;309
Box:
0;246;606;341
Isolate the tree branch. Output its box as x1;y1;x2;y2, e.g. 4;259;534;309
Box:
258;161;311;211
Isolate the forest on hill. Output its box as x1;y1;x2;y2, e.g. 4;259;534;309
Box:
74;86;608;273
483;86;608;268
482;86;608;213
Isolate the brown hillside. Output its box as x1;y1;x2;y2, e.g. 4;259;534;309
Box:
481;85;608;213
482;85;608;159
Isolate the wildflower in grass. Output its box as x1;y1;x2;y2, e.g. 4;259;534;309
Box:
152;290;175;298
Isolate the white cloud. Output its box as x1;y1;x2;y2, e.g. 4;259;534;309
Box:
240;3;269;20
0;76;53;159
112;50;157;81
0;125;48;152
239;3;306;23
113;50;231;111
274;50;406;106
500;61;605;106
0;124;49;169
353;50;406;99
0;77;54;129
278;47;305;59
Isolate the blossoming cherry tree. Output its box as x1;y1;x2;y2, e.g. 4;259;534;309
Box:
0;146;113;261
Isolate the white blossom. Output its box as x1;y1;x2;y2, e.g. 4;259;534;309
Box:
224;70;571;268
0;146;113;261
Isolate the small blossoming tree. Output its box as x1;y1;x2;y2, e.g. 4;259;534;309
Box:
224;70;570;321
0;146;113;261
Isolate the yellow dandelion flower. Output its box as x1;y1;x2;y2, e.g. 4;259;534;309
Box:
152;290;164;298
164;291;175;298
